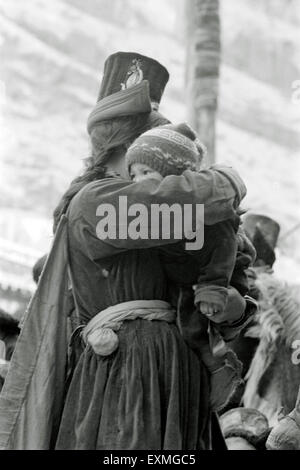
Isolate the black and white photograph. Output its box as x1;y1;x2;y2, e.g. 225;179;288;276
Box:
0;0;299;455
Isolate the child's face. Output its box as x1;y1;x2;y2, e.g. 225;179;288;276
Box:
129;163;163;183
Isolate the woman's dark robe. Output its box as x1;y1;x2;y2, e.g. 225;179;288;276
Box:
55;169;245;450
0;165;245;449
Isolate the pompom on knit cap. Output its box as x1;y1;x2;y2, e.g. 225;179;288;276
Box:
126;122;206;177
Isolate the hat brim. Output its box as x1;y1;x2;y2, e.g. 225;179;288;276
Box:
88;81;170;134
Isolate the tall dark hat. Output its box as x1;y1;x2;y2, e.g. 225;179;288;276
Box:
97;52;169;104
242;213;280;267
87;52;170;134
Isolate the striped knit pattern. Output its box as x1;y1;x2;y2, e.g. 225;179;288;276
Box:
126;125;200;177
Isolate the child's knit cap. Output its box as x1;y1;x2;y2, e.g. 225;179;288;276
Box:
126;122;206;177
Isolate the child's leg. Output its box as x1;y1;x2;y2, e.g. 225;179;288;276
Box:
177;287;243;414
194;219;238;313
176;286;209;350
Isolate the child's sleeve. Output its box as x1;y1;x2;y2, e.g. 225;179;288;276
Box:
68;165;246;261
193;219;239;311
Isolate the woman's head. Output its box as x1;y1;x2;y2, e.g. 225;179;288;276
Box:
53;112;170;231
32;254;47;284
53;52;171;231
89;112;170;170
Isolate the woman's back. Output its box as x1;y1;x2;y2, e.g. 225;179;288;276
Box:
68;189;169;323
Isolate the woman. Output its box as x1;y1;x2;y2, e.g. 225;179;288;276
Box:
0;52;250;450
52;121;251;448
53;143;250;450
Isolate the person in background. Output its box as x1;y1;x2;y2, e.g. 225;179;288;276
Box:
227;214;280;381
32;254;48;284
0;309;20;391
233;214;300;449
0;309;20;362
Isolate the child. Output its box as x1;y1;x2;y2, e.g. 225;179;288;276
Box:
125;123;256;411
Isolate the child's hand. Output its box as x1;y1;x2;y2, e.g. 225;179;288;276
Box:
200;287;246;324
199;301;224;319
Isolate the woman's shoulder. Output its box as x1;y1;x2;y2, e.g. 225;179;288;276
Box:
80;176;124;196
71;176;128;208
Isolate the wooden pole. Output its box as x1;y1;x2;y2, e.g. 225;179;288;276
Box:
185;0;221;165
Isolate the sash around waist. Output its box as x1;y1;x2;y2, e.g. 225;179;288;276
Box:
81;300;176;356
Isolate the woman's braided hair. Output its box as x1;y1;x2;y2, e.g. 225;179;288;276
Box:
53;112;170;232
52;157;108;233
